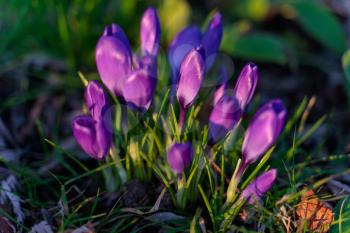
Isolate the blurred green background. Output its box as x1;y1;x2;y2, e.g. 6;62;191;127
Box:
1;0;348;70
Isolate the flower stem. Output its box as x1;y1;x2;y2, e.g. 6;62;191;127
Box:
178;107;186;133
121;104;128;136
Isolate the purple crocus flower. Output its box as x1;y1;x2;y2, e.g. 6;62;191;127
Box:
168;26;202;80
96;7;160;112
122;69;155;113
72;81;112;159
233;63;258;111
176;46;205;129
85;80;109;120
72;116;111;160
140;7;161;57
201;12;223;69
242;99;287;167
96;24;132;101
176;46;205;110
208;95;241;144
167;142;193;175
169;12;223;96
241;169;277;204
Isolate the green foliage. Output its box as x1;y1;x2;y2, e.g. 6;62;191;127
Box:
290;1;346;55
343;50;350;98
330;196;350;233
222;30;290;64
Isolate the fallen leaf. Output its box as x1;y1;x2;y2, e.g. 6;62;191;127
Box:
296;189;334;233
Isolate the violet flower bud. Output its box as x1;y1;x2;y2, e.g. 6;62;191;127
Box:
241;169;277;204
233;63;258;111
202;12;223;69
122;69;155;113
140;7;161;57
103;24;131;52
167;142;193;175
208;95;241;145
96;24;132;100
176;46;205;111
85;81;108;121
168;26;202;81
213;66;228;105
72;115;111;160
242;99;287;166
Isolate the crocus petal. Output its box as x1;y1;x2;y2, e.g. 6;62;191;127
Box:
85;81;108;121
209;95;241;144
140;7;161;56
96;32;132;99
167;142;193;174
168;26;202;82
233;63;258;110
201;12;223;69
140;55;158;81
123;69;155;113
241;169;277;204
72;115;111;160
213;65;228;105
242;99;287;165
103;24;131;53
176;46;205;110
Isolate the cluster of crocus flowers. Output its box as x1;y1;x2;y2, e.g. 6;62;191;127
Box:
168;12;223;98
208;63;258;145
95;7;160;112
71;6;286;209
226;99;286;205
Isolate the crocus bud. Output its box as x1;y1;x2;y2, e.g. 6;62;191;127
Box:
213;66;228;105
122;69;155;113
241;169;277;204
140;7;161;57
85;81;108;121
242;99;287;166
168;26;202;80
176;46;205;111
202;12;223;69
208;95;241;144
233;63;258;111
72;115;111;160
167;142;193;175
96;24;132;100
103;24;131;52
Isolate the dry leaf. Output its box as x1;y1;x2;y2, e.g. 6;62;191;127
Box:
296;189;334;233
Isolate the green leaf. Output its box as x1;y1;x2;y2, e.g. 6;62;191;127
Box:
222;30;289;64
342;50;350;95
330;196;350;233
198;185;217;232
234;0;270;21
290;1;346;55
